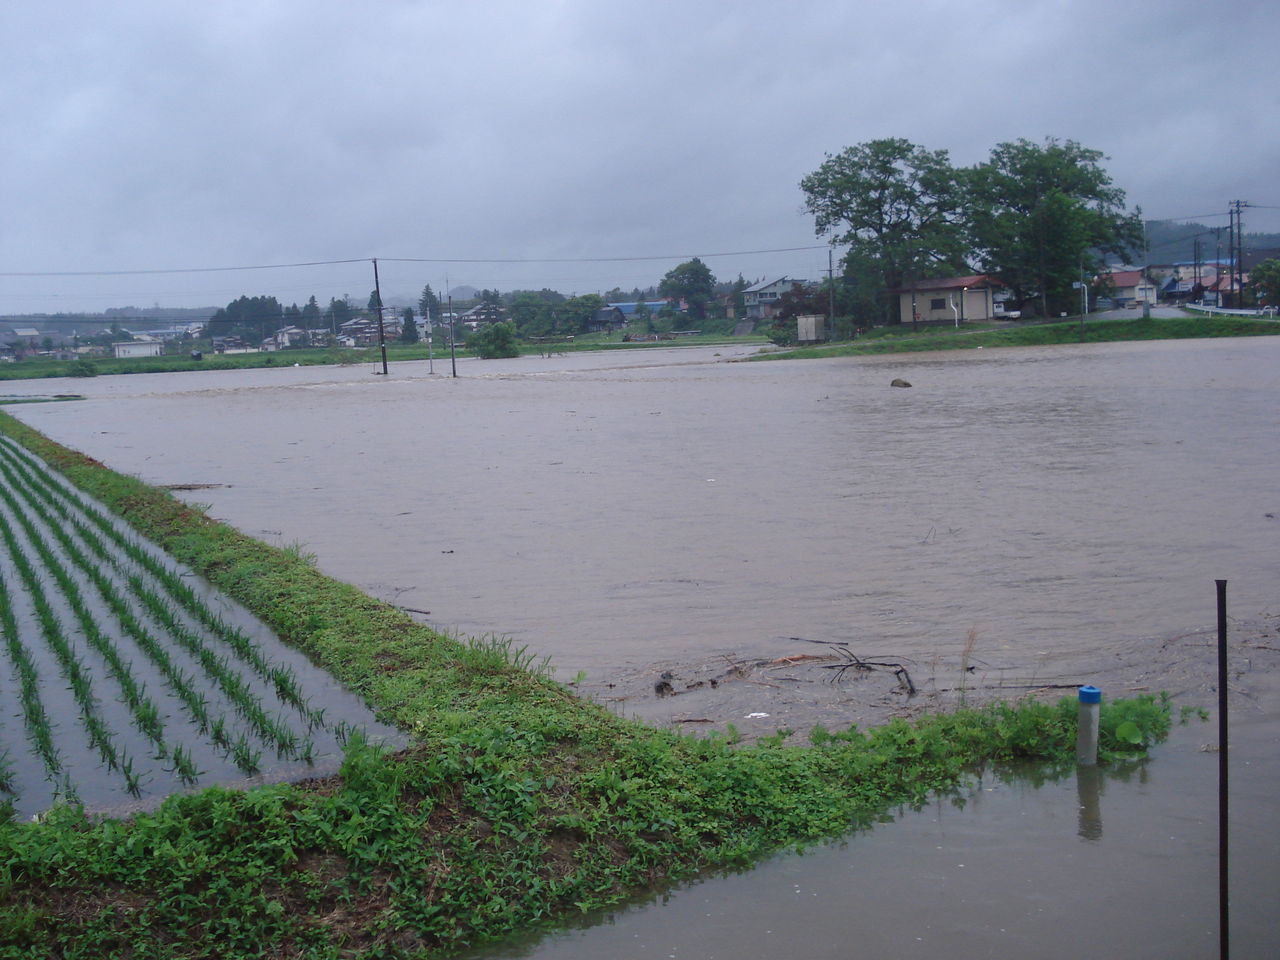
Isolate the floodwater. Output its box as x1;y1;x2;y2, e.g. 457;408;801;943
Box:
3;338;1277;954
5;339;1277;729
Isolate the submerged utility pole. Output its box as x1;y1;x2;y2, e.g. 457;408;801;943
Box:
448;293;457;378
371;259;389;375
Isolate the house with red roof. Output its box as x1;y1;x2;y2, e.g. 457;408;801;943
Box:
1101;269;1157;307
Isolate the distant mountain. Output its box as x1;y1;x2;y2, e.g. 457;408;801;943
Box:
1144;220;1280;265
448;285;478;300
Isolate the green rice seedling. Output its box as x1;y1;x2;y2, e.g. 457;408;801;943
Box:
168;744;200;785
230;734;261;774
210;716;230;749
271;716;300;759
298;738;315;763
119;753;142;797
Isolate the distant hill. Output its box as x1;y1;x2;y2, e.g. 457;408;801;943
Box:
1144;220;1280;265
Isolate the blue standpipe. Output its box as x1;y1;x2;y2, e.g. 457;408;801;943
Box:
1076;685;1101;765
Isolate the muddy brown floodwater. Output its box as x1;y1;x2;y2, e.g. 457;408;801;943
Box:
7;339;1277;733
6;338;1278;956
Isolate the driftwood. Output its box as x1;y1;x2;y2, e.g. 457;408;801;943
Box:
793;638;916;694
649;640;919;699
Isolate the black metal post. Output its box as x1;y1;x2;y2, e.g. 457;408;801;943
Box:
1216;578;1229;960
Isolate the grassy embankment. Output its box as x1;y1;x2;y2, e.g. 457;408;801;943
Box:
757;314;1280;360
0;411;1172;958
0;332;761;382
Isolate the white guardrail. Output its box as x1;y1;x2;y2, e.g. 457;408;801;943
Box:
1184;303;1278;318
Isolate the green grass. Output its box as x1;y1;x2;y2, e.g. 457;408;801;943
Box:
757;314;1280;360
0;411;1175;958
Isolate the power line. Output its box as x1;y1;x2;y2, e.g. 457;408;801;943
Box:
0;258;368;278
0;245;828;279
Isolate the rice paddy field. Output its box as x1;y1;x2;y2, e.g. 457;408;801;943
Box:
0;436;400;819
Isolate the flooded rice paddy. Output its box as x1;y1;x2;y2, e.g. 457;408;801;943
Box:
5;339;1277;729
0;437;401;819
3;337;1277;952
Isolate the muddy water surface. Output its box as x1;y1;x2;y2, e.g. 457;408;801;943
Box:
8;339;1278;728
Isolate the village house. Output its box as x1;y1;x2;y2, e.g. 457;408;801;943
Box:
743;278;811;320
896;274;1003;324
587;306;627;332
1101;269;1157;307
338;316;402;346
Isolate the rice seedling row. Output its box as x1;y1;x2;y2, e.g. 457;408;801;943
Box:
0;502;135;788
0;438;400;818
0;560;61;781
0;441;317;718
0;459;278;775
3;471;315;769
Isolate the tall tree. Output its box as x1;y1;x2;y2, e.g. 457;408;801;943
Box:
399;307;419;343
327;296;354;329
800;138;968;323
658;258;716;321
966;137;1141;317
418;284;441;323
301;295;322;329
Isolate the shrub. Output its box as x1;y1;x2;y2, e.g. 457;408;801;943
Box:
467;321;520;359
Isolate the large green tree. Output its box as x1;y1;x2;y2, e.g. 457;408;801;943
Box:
966;137;1141;317
1250;258;1280;307
508;289;564;337
800;138;968;323
207;295;283;341
557;294;606;335
658;258;716;322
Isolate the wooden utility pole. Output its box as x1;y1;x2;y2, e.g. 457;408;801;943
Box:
372;259;388;375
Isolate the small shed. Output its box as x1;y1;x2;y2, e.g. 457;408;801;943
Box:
112;341;163;359
796;315;826;344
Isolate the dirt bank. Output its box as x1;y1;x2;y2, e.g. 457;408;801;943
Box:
575;614;1280;741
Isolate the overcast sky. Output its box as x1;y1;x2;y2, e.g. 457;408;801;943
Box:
3;0;1277;314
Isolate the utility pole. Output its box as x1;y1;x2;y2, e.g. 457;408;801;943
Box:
448;293;457;378
827;248;835;341
1232;200;1246;308
371;259;388;375
1193;237;1202;302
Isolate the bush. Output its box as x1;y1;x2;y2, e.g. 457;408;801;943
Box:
467;321;520;359
66;359;98;378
